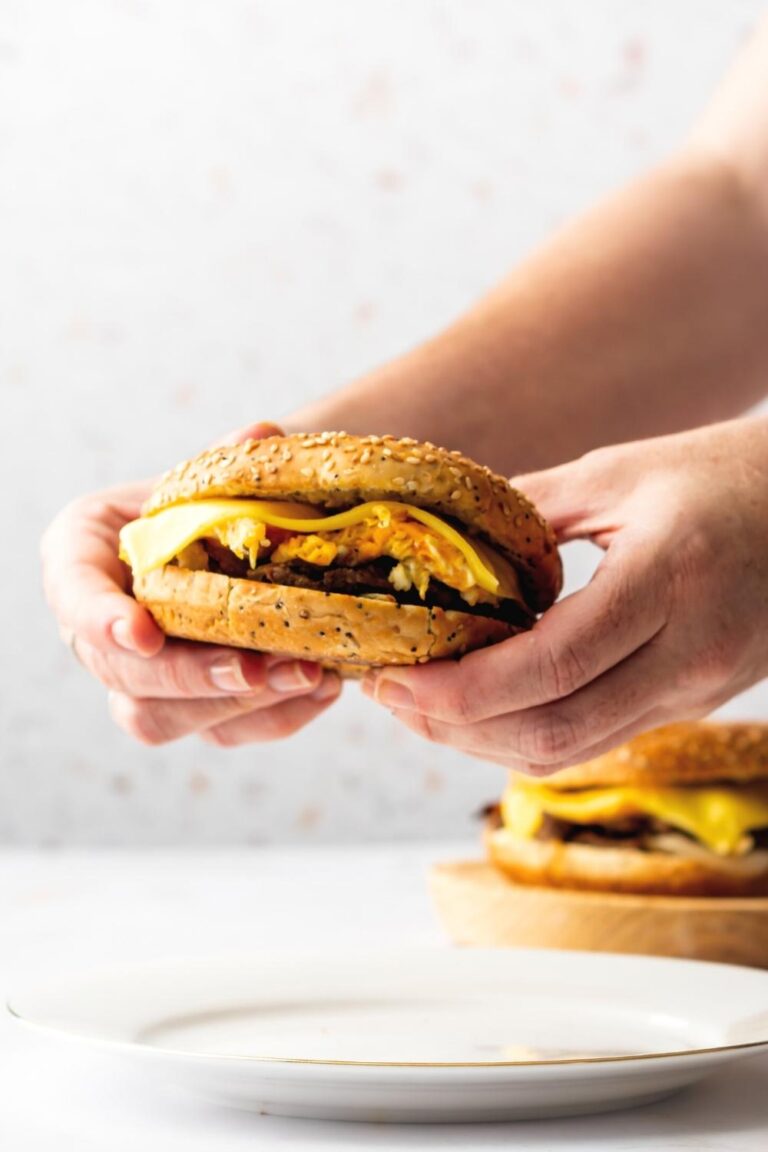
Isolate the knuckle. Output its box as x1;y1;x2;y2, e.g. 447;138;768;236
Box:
675;635;738;699
516;711;582;764
80;644;135;693
110;695;171;746
576;444;619;482
160;657;201;698
267;711;307;740
536;636;590;701
440;681;478;725
406;712;436;742
201;726;240;748
84;650;123;691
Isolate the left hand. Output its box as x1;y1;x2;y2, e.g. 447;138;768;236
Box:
42;421;342;747
362;417;768;775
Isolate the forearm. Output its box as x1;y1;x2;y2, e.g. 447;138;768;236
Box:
291;21;768;475
292;156;768;475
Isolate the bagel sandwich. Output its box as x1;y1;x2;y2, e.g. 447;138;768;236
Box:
485;723;768;897
118;432;561;672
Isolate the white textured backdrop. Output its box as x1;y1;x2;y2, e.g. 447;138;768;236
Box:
2;0;766;844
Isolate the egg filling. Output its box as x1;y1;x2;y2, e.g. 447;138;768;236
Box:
492;779;768;860
119;499;533;623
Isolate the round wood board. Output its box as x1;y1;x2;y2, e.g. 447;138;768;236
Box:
429;860;768;968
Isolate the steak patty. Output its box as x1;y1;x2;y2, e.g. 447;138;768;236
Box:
198;542;532;628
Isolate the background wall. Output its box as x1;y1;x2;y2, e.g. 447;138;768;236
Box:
2;0;766;845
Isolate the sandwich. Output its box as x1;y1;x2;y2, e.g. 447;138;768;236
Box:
485;723;768;897
118;432;561;671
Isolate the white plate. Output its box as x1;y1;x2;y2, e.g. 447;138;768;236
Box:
8;948;768;1123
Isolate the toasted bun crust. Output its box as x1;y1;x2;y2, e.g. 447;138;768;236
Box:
485;825;768;898
143;432;561;613
133;566;520;673
514;722;768;790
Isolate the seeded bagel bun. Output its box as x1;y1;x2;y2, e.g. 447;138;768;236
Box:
134;567;520;675
484;825;768;897
511;723;768;791
144;432;562;613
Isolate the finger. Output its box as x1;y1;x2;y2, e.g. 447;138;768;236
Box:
511;445;632;541
42;491;164;657
74;638;323;699
108;666;335;745
386;636;676;770
511;460;594;538
446;707;669;778
209;421;285;449
364;546;668;725
200;673;342;747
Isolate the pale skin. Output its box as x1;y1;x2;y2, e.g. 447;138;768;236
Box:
41;19;768;757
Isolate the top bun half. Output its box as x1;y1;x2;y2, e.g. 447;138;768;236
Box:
144;432;562;612
521;723;768;790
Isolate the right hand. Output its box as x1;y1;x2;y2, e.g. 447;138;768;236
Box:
41;423;341;746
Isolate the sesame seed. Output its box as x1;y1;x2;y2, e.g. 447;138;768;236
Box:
360;448;372;464
322;448;332;460
405;480;418;492
265;462;277;474
464;476;473;489
269;443;279;454
392;477;406;487
382;447;393;458
405;455;420;465
450;489;461;500
424;453;436;463
300;467;314;477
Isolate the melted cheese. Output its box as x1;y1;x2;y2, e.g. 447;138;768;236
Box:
118;498;522;602
271;514;501;603
501;781;768;857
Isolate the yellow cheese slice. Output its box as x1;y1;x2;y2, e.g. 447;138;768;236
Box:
119;499;519;599
501;781;768;857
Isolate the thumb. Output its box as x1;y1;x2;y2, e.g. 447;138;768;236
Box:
209;421;285;449
511;457;599;540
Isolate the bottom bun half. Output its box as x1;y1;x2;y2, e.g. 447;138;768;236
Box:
133;566;517;674
485;826;768;898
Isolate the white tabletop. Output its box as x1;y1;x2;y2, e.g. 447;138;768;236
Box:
1;845;767;1150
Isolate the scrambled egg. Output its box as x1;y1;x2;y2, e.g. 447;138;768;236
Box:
120;497;519;607
211;518;268;569
271;507;496;605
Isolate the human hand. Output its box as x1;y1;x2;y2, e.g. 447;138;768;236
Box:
362;417;768;774
41;422;341;746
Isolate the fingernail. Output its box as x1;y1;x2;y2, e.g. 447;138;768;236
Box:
374;677;415;710
210;657;257;693
268;660;319;693
312;672;341;702
111;619;138;652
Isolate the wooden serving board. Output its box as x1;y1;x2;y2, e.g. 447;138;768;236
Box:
430;860;768;968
